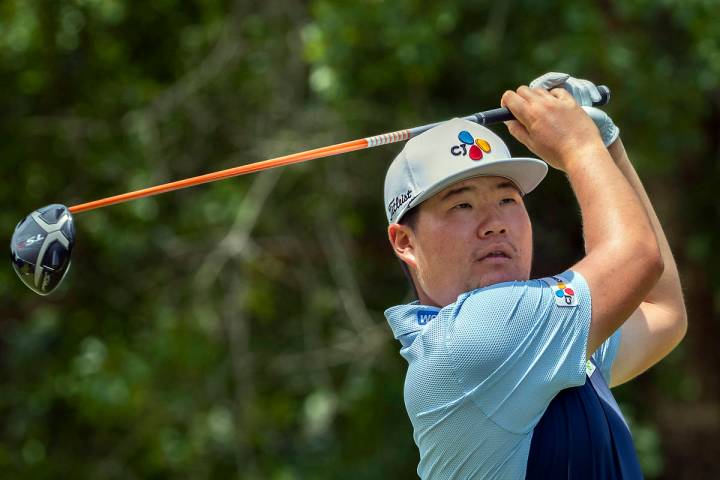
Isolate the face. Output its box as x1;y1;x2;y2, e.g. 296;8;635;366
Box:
388;176;533;307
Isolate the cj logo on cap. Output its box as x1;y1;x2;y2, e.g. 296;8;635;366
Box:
450;130;492;160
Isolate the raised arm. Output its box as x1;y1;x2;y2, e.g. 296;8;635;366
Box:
501;86;663;359
529;71;686;384
606;139;687;386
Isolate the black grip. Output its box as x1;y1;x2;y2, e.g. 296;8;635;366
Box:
472;85;611;125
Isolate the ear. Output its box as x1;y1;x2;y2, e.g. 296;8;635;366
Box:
388;223;418;269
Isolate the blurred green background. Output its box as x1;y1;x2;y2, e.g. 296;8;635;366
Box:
1;0;718;478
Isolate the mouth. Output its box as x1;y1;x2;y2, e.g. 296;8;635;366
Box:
475;244;514;262
477;252;511;263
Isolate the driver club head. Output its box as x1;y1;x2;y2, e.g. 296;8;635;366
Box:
11;204;76;296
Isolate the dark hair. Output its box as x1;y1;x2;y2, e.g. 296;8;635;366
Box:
399;205;419;230
397;206;420;299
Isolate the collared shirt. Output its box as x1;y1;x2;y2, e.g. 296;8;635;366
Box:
384;270;640;479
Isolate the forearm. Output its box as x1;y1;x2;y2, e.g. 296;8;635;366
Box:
566;144;657;257
604;138;686;385
564;142;663;351
607;139;686;315
500;85;664;357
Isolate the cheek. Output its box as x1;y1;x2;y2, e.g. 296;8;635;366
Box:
503;207;531;251
419;233;454;269
415;226;466;281
515;213;533;262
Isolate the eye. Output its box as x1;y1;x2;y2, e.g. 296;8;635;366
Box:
500;198;517;205
452;202;472;210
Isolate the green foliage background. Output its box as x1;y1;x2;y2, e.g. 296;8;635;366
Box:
1;0;718;478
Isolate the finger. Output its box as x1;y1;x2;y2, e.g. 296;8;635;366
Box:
501;89;528;109
504;119;531;146
563;79;593;106
500;90;531;125
532;87;555;100
549;87;576;104
516;85;544;102
529;72;570;90
578;79;602;103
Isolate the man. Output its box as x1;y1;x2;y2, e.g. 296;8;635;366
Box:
383;73;687;479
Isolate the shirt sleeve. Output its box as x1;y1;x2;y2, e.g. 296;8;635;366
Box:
445;270;591;434
592;328;622;385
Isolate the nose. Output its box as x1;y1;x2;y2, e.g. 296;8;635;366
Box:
477;207;507;238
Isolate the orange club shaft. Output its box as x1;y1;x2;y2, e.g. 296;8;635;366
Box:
69;138;371;214
68;100;589;214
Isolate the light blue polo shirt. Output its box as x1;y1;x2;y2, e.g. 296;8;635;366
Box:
384;271;624;479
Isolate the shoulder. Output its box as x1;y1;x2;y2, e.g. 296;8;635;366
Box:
442;272;593;431
449;270;590;319
446;271;591;365
445;279;544;365
536;271;588;307
450;278;547;322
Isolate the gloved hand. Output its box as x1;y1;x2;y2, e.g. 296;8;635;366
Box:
530;72;619;146
581;106;619;148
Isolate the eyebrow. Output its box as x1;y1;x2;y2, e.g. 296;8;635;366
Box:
440;180;522;201
440;185;475;201
497;181;523;195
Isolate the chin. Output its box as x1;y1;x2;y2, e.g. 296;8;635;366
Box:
470;268;526;290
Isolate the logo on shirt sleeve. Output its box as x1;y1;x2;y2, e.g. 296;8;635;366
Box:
416;309;439;325
541;276;579;307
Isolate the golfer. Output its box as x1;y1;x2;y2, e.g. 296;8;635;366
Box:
383;73;687;479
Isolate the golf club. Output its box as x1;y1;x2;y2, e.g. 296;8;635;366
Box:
10;86;611;295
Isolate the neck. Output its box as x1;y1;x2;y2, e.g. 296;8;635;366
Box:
413;277;443;307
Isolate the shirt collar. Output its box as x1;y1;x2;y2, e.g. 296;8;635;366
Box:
384;301;442;340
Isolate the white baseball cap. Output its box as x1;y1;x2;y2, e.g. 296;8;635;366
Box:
383;118;548;223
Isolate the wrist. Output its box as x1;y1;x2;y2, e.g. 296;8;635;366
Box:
560;141;613;174
607;136;624;162
581;106;619;147
600;122;620;146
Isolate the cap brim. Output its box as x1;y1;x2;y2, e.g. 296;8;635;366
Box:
395;157;548;223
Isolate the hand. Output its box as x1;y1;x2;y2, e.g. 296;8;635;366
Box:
501;86;607;172
529;72;619;146
581;106;619;147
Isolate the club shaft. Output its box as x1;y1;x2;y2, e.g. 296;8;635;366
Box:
68;128;421;213
68;86;610;214
69;138;369;213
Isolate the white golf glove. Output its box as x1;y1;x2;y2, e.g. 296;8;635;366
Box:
530;72;619;146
